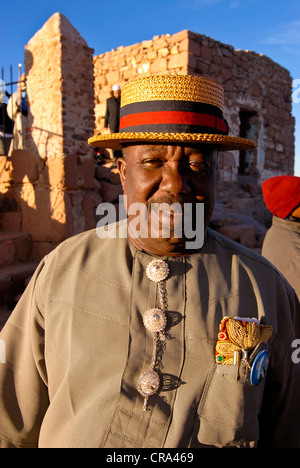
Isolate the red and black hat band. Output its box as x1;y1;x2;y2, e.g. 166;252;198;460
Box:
120;100;229;135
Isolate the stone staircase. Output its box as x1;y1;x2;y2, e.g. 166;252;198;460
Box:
0;230;38;330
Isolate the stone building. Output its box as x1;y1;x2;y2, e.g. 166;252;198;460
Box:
94;29;295;183
0;13;295;316
0;13;98;313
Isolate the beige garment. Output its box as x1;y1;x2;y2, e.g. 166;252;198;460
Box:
7;91;26;156
262;216;300;300
0;220;300;448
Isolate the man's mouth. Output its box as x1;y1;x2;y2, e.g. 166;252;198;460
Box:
149;202;186;238
155;205;183;220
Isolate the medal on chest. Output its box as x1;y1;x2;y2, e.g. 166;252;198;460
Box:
215;316;273;385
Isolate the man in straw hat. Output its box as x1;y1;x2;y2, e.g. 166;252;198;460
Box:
0;75;299;449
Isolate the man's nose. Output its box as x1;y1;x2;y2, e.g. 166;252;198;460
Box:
160;163;192;195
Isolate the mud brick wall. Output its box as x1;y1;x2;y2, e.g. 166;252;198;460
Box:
187;31;295;182
0;17;295;258
0;13;101;260
94;30;189;132
94;30;295;184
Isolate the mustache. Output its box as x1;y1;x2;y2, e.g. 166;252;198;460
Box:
147;194;196;208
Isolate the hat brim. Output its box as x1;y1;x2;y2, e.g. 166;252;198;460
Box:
88;132;256;152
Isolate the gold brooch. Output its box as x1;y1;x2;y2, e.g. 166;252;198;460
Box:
215;316;273;380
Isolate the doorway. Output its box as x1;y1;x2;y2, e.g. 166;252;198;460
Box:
239;110;258;176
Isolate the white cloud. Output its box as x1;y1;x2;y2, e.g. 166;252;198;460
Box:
183;0;225;7
229;1;240;8
181;0;254;9
263;20;300;46
181;0;260;11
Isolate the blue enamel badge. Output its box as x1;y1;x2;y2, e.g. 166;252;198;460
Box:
250;350;269;386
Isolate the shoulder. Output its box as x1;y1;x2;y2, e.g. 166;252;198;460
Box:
43;220;129;272
206;227;294;295
207;227;263;260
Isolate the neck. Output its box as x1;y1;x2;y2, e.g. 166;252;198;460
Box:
128;231;207;257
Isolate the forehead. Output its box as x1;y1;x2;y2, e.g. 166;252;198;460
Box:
122;143;217;157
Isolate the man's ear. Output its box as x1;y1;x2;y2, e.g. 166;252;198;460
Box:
117;157;127;189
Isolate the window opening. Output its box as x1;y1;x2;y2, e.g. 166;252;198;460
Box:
239;110;258;176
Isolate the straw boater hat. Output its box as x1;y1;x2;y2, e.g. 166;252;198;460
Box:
88;74;256;151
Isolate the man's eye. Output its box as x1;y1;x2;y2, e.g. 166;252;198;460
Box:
189;161;209;172
142;158;163;167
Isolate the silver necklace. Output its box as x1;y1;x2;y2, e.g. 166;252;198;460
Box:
137;259;170;411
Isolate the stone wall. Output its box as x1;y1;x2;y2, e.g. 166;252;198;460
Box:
94;30;295;184
186;31;295;182
94;30;189;132
0;13;100;260
0;18;295;262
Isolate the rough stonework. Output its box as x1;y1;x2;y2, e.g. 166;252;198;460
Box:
0;15;295;313
0;13;100;260
0;14;296;320
94;29;295;184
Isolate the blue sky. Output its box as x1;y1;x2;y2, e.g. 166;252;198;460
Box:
1;0;300;175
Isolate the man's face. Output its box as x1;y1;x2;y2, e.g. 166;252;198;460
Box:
117;143;218;256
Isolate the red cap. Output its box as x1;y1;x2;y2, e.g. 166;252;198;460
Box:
262;176;300;218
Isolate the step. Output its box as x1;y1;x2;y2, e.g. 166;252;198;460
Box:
0;231;33;267
0;262;38;307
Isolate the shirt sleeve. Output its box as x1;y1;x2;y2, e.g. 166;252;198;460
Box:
258;290;300;448
0;260;50;448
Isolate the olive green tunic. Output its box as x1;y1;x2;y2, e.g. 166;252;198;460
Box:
262;215;300;300
0;221;299;448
